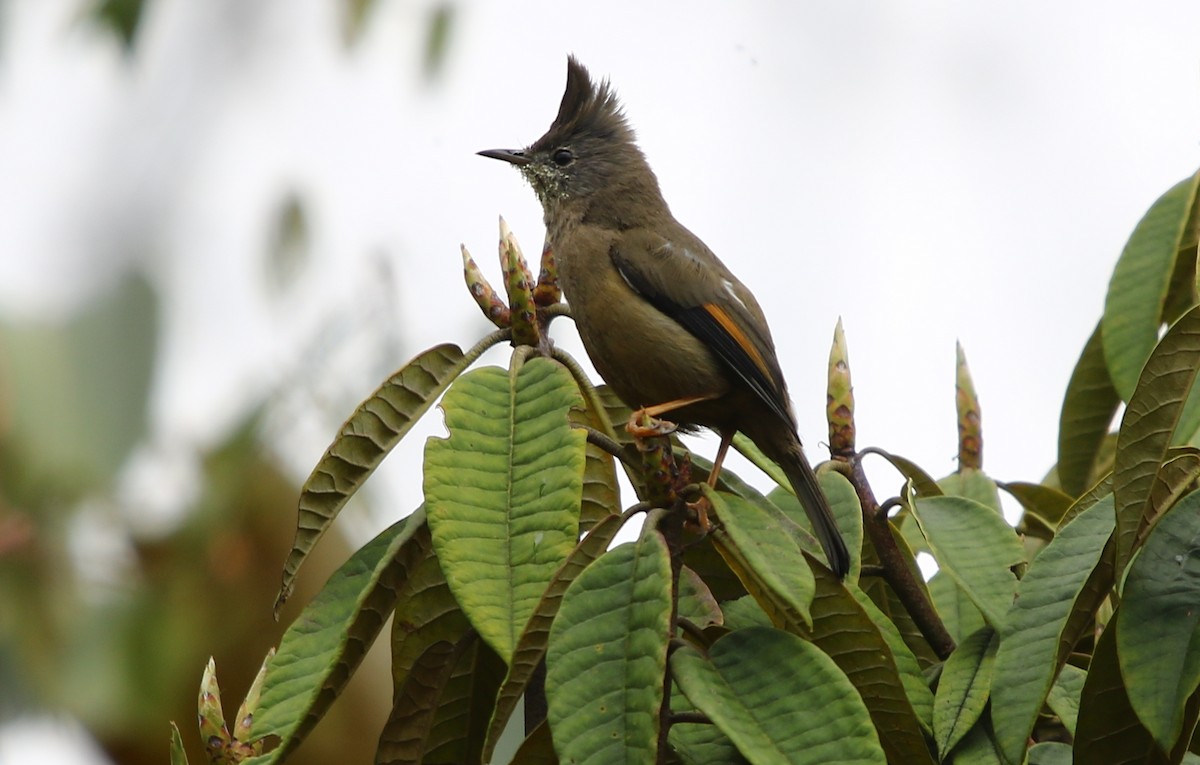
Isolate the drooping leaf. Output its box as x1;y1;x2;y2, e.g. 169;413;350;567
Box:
508;719;557;764
1075;616;1174;765
546;534;672;765
928;572;986;645
934;627;998;759
418;638;506;765
946;718;1003;764
706;487;816;632
1058;321;1122;498
677;565;724;631
1000;481;1075;532
669;681;750;765
1103;172;1200;400
1117;488;1200;751
248;512;425;763
1046;663;1087;736
672;627;886;765
373;521;475;764
990;496;1115;765
1027;741;1073;765
720;596;774;632
375;635;473;765
938;468;1003;513
424;358;586;662
910;496;1023;627
482;514;625;762
861;449;943;499
769;470;865;582
1139;447;1200;549
1114;304;1200;571
807;562;935;763
730;433;790;490
277;340;493;612
857;514;941;669
568;397;621;533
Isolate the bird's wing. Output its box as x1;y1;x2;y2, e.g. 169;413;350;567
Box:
609;230;795;426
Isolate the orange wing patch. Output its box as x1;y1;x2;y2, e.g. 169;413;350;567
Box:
701;303;774;384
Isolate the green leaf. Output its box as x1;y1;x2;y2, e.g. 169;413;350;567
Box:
721;596;774;631
546;534;672;765
375;634;476;765
934;627;998;759
672;627;886;765
425;358;586;662
862;449;943;499
706;486;816;632
928;572;986;645
1103;172;1200;400
670;682;749;765
418;638;506;765
373;520;482;764
990;495;1115;764
1143;447;1200;546
678;566;724;630
1058;321;1122;498
1117;488;1200;750
1046;663;1087;736
482;513;624;762
910;496;1023;627
947;719;1003;764
937;468;1003;513
383;522;465;685
769;470;864;581
277;341;488;612
731;433;790;489
1000;481;1075;531
571;403;622;533
248;512;424;763
681;535;748;604
1114;303;1200;571
508;719;557;764
808;565;935;763
1027;741;1073;765
1075;616;1173;765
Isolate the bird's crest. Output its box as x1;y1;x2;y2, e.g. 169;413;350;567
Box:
534;56;634;150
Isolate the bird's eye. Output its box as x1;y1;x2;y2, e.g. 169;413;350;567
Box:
552;148;574;166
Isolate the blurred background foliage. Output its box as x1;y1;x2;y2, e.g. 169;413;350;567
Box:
0;1;455;763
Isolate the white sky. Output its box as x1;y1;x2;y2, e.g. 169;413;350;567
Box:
2;0;1199;760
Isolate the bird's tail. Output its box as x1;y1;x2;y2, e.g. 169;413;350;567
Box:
763;432;851;579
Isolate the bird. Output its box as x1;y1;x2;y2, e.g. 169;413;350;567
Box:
479;56;850;579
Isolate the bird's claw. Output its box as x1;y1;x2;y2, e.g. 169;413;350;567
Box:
627;409;678;438
684;495;713;533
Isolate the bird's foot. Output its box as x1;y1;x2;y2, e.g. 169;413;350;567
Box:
684;495;714;534
627;408;678;438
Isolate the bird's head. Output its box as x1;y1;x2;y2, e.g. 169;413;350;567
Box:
479;56;663;220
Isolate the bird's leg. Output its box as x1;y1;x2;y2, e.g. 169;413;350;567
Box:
626;394;716;437
707;429;735;487
684;428;735;532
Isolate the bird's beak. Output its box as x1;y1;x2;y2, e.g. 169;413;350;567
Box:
477;148;532;167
